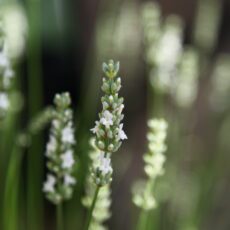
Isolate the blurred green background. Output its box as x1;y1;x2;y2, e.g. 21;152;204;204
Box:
0;0;230;229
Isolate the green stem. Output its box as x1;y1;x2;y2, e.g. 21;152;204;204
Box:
137;180;154;230
57;203;64;230
3;144;23;230
84;186;100;230
26;0;43;228
137;210;149;230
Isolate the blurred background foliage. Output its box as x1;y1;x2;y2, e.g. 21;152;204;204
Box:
0;0;230;229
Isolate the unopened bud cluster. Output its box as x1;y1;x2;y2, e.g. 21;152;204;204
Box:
133;118;168;210
43;93;76;204
0;26;14;119
90;60;127;187
82;139;111;230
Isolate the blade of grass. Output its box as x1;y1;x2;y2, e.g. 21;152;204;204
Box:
3;143;24;230
26;0;44;229
0;68;22;230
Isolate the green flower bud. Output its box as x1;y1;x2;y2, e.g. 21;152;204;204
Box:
108;144;114;152
102;60;120;79
101;81;110;93
107;130;113;139
108;95;114;103
97;140;105;150
98;128;105;137
111;82;118;93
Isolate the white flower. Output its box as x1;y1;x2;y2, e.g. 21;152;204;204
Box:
64;174;76;186
152;154;165;171
155;27;182;72
144;153;166;178
4;68;14;78
148;142;166;154
117;104;124;114
0;51;9;68
61;150;75;169
117;124;127;140
3;68;14;88
102;101;109;110
43;174;56;193
62;123;75;144
0;93;9;110
52;119;60;129
148;119;168;132
90;121;100;134
98;153;112;174
46;136;57;156
100;110;113;128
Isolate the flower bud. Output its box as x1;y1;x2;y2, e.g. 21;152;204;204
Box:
97;141;105;150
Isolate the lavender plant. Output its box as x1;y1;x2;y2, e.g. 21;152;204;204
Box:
132;118;168;230
85;60;127;230
3;105;55;229
43;92;76;230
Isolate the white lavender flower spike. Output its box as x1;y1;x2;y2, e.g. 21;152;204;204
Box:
91;60;127;153
43;174;56;193
90;60;127;187
133;118;168;211
84;60;127;230
43;92;76;204
141;3;184;95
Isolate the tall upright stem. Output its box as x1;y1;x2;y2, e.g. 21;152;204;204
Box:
26;0;43;229
57;202;64;230
137;210;149;230
84;186;100;230
137;180;154;230
3;144;23;230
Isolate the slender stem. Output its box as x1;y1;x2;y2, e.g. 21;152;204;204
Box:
137;210;149;230
84;186;100;230
3;144;23;230
57;202;64;230
26;0;43;227
137;180;154;230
